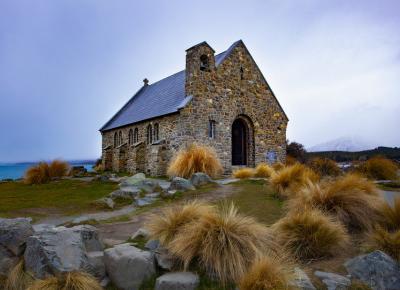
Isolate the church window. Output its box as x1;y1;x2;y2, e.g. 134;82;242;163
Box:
134;128;139;143
147;125;153;144
240;66;244;80
208;120;216;139
200;54;209;71
114;132;118;147
154;123;159;141
128;129;133;145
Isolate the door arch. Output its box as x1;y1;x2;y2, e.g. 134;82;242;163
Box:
232;115;255;166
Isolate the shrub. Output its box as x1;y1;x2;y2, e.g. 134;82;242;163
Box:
272;162;284;172
365;227;400;261
285;155;297;166
168;203;275;284
286;141;306;162
378;198;400;231
48;159;70;178
307;157;341;177
27;271;102;290
167;143;223;179
4;260;33;290
288;175;382;231
24;162;50;185
254;163;275;178
145;200;214;247
270;163;319;199
233;168;254;179
357;157;398;180
238;256;293;290
273;209;349;260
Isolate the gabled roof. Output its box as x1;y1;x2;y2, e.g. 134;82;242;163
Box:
100;40;287;132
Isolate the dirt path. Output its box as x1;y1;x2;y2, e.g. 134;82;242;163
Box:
97;184;239;245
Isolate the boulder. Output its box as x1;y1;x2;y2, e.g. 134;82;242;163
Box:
168;177;195;192
94;197;115;209
290;267;316;290
0;245;18;276
0;217;34;256
104;243;155;290
155;247;175;271
87;251;106;280
145;239;160;251
189;172;214;187
71;225;104;252
24;227;90;278
155;272;199;290
345;250;400;290
314;271;350;290
119;173;146;187
109;189;138;201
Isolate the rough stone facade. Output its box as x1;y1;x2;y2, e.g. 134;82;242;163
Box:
101;41;288;176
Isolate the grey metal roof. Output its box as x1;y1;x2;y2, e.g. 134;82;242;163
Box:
100;40;287;132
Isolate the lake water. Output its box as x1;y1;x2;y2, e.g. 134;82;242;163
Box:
0;162;95;180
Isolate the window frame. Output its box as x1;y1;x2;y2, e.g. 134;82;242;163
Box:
146;125;153;144
208;120;216;139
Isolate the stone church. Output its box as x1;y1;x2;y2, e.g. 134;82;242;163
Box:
100;40;288;176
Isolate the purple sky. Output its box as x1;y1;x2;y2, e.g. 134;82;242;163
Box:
0;0;399;162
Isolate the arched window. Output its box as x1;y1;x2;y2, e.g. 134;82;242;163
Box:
134;128;139;143
153;123;159;142
146;125;153;144
200;54;209;71
114;132;118;147
119;131;122;145
128;129;133;145
208;120;216;139
240;66;244;80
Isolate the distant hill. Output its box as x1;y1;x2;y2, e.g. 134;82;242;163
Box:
306;146;400;162
308;136;376;152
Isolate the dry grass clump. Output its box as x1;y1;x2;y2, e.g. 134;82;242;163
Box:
167;143;223;179
233;168;255;179
272;162;284;172
365;227;400;261
270;163;319;199
145;200;214;246
4;260;34;290
24;162;51;185
48;159;70;178
357;157;399;180
273;209;349;261
285;155;297;166
168;203;275;284
288;175;382;231
238;256;294;290
378;198;400;231
27;271;102;290
307;157;341;177
254;163;275;178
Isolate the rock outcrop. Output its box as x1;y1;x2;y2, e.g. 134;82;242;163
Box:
155;272;199;290
0;217;34;256
168;177;195;191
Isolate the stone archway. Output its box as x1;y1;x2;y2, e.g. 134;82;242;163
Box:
231;115;255;166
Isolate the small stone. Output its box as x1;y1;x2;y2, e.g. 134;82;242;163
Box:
189;172;214;187
95;197;115;209
155;247;175;271
131;228;149;240
168;177;195;191
314;271;351;290
155;272;199;290
0;217;34;256
71;225;104;252
145;239;160;251
290;267;316;290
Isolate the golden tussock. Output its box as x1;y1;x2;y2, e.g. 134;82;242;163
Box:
378;197;400;231
365;227;400;261
27;271;102;290
48;159;70;178
307;157;341;177
254;163;275;178
357;156;399;180
233;168;255;179
4;260;34;290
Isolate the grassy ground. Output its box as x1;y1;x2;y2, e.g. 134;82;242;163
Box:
0;179;118;219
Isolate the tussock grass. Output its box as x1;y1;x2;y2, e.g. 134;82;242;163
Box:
307;157;341;177
288;175;382;231
167;143;223;178
238;256;294;290
48;159;70;178
285;156;297;166
378;198;400;231
270;163;319;199
272;162;284;172
365;227;400;261
357;157;399;180
273;209;349;261
4;260;34;290
27;271;102;290
168;203;276;284
145;200;214;246
254;163;275;178
24;162;50;185
233;168;255;179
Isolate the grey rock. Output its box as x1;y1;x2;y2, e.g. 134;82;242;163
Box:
168;177;195;191
120;173;146;187
0;245;18;276
155;272;199;290
314;271;350;290
24;227;90;278
109;189;137;201
130;228;149;240
189;172;214;187
155;247;175;270
100;276;110;287
104;243;155;290
290;267;316;290
71;225;104;252
0;217;34;256
87;251;106;280
145;239;160;251
345;250;400;290
136;196;157;207
95;197;115;209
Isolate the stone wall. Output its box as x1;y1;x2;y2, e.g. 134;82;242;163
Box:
101;41;288;176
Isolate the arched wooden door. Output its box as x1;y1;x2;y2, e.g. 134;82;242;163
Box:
232;118;248;165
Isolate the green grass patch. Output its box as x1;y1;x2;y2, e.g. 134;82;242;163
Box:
0;179;118;219
225;179;284;225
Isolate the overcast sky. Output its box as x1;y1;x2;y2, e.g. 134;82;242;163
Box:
0;0;399;162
